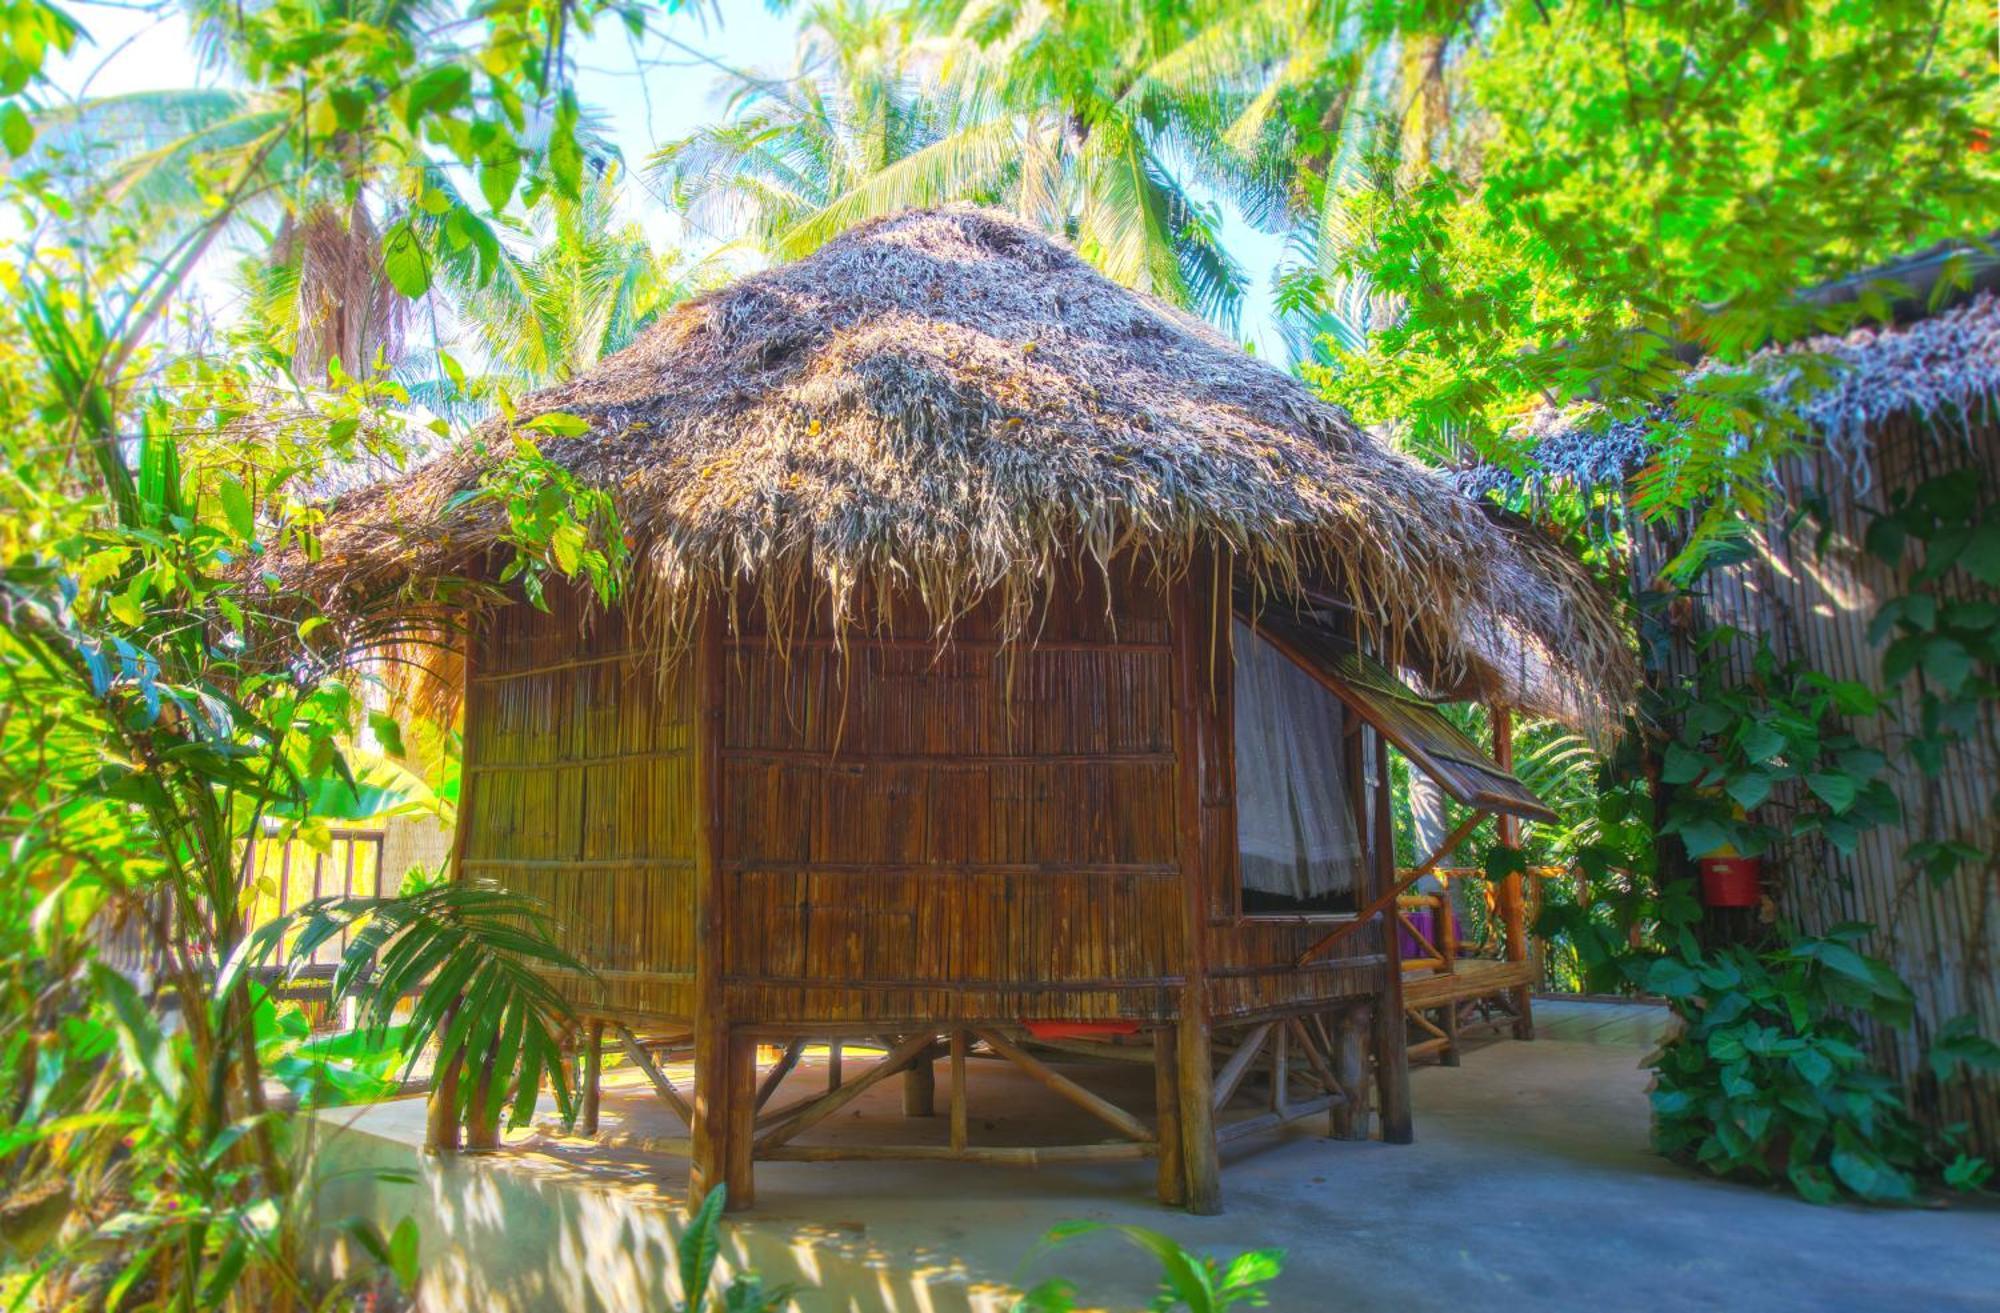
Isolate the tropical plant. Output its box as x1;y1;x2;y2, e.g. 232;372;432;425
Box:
1302;0;2000;560
669;1185;796;1313
1013;1221;1284;1313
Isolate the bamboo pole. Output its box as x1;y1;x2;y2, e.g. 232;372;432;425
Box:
1153;1026;1184;1206
949;1032;969;1154
1170;576;1220;1214
1493;705;1535;1041
976;1030;1152;1143
1372;731;1414;1144
689;603;732;1207
1330;1004;1371;1141
581;1020;604;1136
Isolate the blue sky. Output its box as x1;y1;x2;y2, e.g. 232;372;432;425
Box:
47;1;1293;357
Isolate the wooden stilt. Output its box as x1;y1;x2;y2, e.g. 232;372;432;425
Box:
827;1042;843;1091
725;1029;757;1210
1330;1005;1371;1141
755;1039;805;1111
949;1032;969;1154
581;1020;604;1135
1493;705;1536;1042
1153;1026;1185;1207
690;1013;730;1205
1170;576;1220;1215
1439;1003;1462;1067
1373;730;1415;1145
902;1034;937;1117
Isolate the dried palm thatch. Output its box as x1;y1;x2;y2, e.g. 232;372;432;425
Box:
280;207;1633;737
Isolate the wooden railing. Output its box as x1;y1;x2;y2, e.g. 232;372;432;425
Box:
1396;866;1566;1061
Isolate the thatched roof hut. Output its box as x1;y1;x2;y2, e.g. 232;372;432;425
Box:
295;206;1630;737
297;208;1637;1212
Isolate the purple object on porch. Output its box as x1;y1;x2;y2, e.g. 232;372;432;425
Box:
1399;906;1438;962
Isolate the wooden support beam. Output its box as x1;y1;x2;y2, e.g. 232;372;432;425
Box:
902;1035;938;1117
754;1039;805;1112
1294;809;1489;966
976;1030;1153;1143
1285;1017;1344;1103
1153;1026;1185;1207
1216;1094;1337;1144
949;1032;969;1154
827;1042;843;1091
725;1030;757;1209
1210;1022;1273;1114
1270;1023;1291;1116
1493;705;1536;1042
1330;1005;1372;1141
617;1024;694;1127
1373;731;1415;1145
758;1032;936;1150
688;599;731;1207
1170;573;1220;1215
580;1020;604;1136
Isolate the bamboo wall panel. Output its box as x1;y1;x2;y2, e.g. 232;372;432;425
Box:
1634;407;2000;1151
720;563;1190;1025
464;590;698;1022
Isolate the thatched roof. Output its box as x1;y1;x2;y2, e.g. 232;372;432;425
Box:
1464;289;2000;504
287;207;1632;736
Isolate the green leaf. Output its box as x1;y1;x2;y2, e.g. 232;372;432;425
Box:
382;221;432;298
480;149;522;212
1735;722;1786;764
548;91;584;201
218;474;254;541
1724;771;1772;811
0;102;33;157
1961;522;2000;585
1661;742;1712;786
369;710;407;759
1645;957;1699;998
521;412;591;437
404;63;472;128
1805;772;1857;814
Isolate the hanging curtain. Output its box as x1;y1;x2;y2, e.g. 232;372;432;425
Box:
1232;621;1366;911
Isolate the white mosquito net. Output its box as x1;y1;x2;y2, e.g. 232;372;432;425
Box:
1231;620;1366;913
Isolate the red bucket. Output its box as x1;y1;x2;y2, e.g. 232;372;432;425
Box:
1699;856;1762;908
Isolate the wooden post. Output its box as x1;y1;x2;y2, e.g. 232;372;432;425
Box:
949;1032;969;1154
580;1020;604;1136
827;1042;843;1091
1493;705;1535;1041
902;1035;937;1117
1152;1025;1185;1206
1372;730;1414;1144
1170;575;1221;1214
427;606;481;1158
1329;1005;1371;1141
688;602;734;1207
725;1029;757;1209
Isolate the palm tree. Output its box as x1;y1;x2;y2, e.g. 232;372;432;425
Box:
437;165;719;392
656;0;1339;330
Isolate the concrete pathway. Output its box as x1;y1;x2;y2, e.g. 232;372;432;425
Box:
312;1002;2000;1312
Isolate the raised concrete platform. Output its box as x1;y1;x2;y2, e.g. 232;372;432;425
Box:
309;1003;2000;1311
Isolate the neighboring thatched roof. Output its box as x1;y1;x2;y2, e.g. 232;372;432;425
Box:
1463;290;2000;505
284;207;1633;737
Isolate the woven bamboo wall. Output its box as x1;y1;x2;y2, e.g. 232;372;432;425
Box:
464;589;699;1022
1634;407;2000;1151
718;562;1188;1026
460;557;1389;1034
